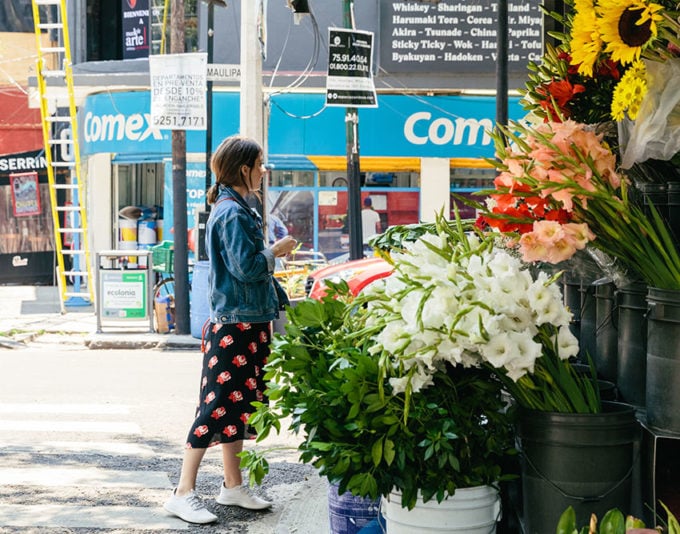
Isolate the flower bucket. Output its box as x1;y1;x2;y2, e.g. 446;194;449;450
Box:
381;486;500;534
517;402;640;534
328;483;380;534
190;260;210;339
594;278;618;382
645;287;680;434
579;281;597;366
616;282;648;407
668;183;680;250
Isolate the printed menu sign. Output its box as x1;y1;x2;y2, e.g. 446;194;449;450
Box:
380;0;542;73
326;28;378;108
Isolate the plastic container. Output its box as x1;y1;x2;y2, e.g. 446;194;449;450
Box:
594;278;618;382
646;287;680;433
518;402;640;534
151;241;174;273
190;260;210;339
328;483;380;534
616;282;647;407
381;486;500;534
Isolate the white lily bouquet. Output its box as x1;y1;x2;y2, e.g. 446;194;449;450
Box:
359;214;601;414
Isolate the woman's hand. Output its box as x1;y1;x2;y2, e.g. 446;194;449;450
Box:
271;236;297;257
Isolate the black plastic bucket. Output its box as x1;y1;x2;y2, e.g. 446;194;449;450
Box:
616;283;647;407
635;182;669;223
579;282;597;365
646;287;680;433
563;274;582;351
668;182;680;249
518;402;639;534
594;279;618;382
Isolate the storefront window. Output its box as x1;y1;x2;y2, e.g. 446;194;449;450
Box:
317;189;419;260
270;170;315;187
318;171;419;188
267;189;315;250
450;166;496;219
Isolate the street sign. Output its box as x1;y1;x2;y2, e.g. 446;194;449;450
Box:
325;28;377;108
207;63;241;82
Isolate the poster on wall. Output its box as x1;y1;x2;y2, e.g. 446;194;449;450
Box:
0;150;55;284
149;53;207;130
122;0;150;59
10;172;41;217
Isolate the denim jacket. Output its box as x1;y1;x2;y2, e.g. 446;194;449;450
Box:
205;185;289;324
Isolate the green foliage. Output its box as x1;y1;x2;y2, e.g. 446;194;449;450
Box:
556;503;680;534
240;281;516;510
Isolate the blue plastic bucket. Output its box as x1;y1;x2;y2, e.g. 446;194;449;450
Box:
190;260;210;339
328;483;380;534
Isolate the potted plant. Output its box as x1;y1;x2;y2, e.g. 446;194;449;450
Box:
241;212;602;532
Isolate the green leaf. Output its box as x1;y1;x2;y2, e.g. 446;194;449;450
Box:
599;508;625;534
555;506;577;534
371;437;383;467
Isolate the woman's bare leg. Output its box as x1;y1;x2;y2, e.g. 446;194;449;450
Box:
176;447;207;496
221;440;244;488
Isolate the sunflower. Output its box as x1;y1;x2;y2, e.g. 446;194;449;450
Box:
597;0;663;65
569;0;604;77
610;61;647;120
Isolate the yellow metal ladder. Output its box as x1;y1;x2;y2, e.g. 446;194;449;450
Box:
150;0;170;55
31;0;94;310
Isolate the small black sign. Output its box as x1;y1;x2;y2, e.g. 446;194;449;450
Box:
122;0;150;60
326;28;377;108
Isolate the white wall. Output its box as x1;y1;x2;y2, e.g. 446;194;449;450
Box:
419;157;450;223
87;153;113;258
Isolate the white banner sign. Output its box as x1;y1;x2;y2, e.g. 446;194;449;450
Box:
149;53;207;131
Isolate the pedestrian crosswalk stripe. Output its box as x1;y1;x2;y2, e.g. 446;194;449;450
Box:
0;504;188;530
0;467;172;488
0;420;141;434
0;403;129;415
0;440;156;457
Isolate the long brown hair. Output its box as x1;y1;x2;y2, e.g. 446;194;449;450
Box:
207;135;262;205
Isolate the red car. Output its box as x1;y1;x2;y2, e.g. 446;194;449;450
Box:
307;256;393;300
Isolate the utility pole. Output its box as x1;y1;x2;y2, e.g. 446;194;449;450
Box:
240;1;263;142
171;0;190;335
496;0;509;129
343;0;363;261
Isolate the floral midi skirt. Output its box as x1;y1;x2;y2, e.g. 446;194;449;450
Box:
186;321;270;448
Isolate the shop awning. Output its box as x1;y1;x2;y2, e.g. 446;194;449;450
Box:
267;154;317;171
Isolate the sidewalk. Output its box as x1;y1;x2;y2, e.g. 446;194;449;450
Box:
0;284;201;350
0;284;337;534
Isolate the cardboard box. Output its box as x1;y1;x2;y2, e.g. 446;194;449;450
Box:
154;295;175;333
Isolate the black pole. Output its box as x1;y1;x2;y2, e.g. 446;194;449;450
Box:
205;2;214;211
171;0;190;335
496;0;509;129
343;0;363;261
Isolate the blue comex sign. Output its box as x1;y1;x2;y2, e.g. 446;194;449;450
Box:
80;90;522;161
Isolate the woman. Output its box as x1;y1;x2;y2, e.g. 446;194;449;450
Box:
164;135;297;524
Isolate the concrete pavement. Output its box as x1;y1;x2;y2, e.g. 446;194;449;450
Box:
0;284;340;534
0;284;201;350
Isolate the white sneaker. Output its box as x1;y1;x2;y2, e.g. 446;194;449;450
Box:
164;488;218;524
216;483;272;510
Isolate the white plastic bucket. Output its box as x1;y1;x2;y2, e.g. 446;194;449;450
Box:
381;486;500;534
119;218;137;242
138;220;157;245
118;240;138;267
